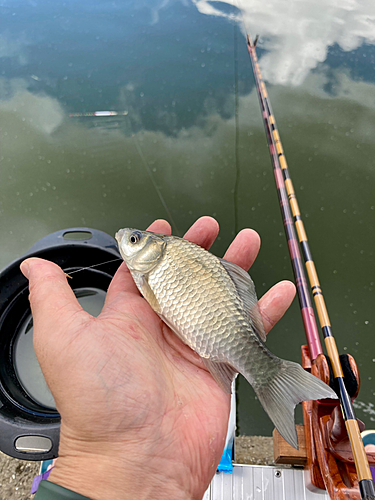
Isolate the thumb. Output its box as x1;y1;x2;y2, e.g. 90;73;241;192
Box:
20;257;84;341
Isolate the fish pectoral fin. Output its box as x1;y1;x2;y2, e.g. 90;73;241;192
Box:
137;275;162;314
203;358;237;393
220;258;267;343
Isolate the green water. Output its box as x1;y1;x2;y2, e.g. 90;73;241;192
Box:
0;0;374;437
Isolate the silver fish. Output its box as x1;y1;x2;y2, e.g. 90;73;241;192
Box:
115;228;337;449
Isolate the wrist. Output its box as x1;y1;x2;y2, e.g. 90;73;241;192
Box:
47;449;194;500
48;414;217;500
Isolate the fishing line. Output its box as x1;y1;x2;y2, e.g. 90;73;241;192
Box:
64;257;123;276
60;127;181;277
131;135;180;235
233;22;240;235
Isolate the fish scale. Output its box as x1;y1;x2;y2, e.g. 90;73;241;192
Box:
148;238;250;360
116;227;338;449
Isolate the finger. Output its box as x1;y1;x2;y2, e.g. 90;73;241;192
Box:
20;258;84;339
223;229;260;271
104;219;172;307
147;219;172;234
258;280;296;334
183;216;219;250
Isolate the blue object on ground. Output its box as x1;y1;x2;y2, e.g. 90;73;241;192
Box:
217;442;234;473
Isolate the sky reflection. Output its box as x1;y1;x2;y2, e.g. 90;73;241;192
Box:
194;0;375;85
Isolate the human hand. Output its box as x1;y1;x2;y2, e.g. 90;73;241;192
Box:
21;217;295;500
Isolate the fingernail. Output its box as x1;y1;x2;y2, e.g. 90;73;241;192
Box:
20;260;30;279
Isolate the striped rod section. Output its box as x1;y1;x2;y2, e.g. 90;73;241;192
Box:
245;36;323;360
246;33;374;497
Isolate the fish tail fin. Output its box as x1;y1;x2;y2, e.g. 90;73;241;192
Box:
250;360;337;449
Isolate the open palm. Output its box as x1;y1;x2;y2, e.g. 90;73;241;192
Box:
23;217;295;500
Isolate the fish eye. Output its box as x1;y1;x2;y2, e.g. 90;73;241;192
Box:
129;231;142;244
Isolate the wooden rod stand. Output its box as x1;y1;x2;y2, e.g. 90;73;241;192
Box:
301;345;375;499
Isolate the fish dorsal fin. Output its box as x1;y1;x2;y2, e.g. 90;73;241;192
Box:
220;258;267;343
202;358;237;393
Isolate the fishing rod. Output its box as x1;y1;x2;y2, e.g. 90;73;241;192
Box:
245;33;375;500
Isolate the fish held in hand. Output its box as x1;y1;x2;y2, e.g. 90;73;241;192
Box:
115;228;337;449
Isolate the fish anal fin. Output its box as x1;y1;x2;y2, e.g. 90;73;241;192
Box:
203;358;237;393
220;259;267;343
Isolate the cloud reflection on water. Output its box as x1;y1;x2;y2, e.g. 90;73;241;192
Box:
193;0;375;86
0;79;64;135
1;67;374;266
